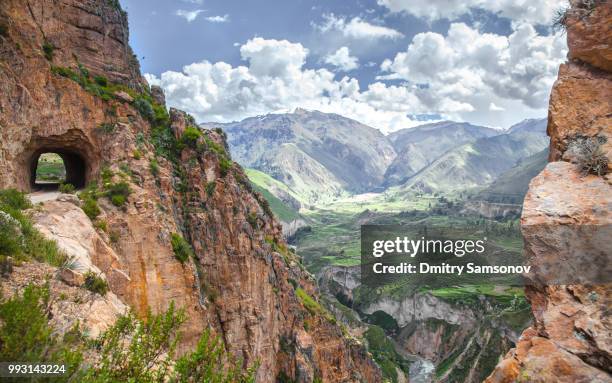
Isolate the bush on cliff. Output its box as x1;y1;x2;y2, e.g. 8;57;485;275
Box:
42;41;55;60
79;183;101;220
568;135;609;177
106;181;131;207
134;97;155;122
0;189;67;266
171;233;193;263
0;283;84;377
0;288;256;382
364;325;410;383
83;271;109;296
181;126;202;149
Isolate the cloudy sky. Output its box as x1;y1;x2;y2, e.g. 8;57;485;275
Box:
121;0;568;132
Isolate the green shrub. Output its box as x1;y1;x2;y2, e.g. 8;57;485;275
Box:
42;41;55;60
97;122;116;133
246;212;258;229
171;233;193;263
25;228;68;267
50;65;136;104
110;194;126;207
0;210;23;256
82;197;100;220
0;288;255;382
132;149;142;160
364;325;410;382
94;75;108;87
150;158;160;176
219;156;232;177
204;137;226;156
51;65;80;81
296;288;322;316
101;167;113;184
79;184;101;219
173;328;257;382
0;23;8;37
59;182;76;194
85;304;183;382
83;271;109;295
107;0;124;11
106;181;131;207
206;181;216;197
134;97;155;122
83;302;256;382
0;188;31;211
181;126;202;148
0;283;83;376
0;189;67;267
94;220;108;232
152;103;170;126
295;288;337;325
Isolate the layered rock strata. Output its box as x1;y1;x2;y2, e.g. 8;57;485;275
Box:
0;1;381;381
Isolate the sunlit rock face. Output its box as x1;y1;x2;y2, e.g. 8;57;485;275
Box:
486;2;612;382
0;0;382;381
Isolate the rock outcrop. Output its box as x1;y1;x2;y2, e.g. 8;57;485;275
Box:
486;1;612;382
0;0;381;381
1;262;128;339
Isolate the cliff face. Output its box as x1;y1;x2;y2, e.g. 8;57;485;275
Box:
486;2;612;382
0;1;381;381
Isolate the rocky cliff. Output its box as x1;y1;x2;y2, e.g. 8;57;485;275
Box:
0;0;381;381
486;1;612;382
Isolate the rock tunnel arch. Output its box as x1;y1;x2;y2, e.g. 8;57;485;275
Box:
21;131;98;192
30;149;87;189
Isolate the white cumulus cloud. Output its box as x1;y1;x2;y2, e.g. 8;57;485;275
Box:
324;47;359;71
175;9;204;22
206;14;229;23
379;22;567;121
146;38;423;132
146;25;565;133
377;0;565;25
314;14;404;40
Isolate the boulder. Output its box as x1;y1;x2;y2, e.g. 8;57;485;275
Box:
114;91;134;103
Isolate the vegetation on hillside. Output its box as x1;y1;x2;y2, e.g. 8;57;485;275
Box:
0;286;256;382
0;189;67;267
364;325;410;383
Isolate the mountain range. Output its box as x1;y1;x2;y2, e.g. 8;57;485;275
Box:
203;111;548;209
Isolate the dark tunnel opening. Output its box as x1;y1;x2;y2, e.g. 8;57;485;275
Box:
30;149;88;190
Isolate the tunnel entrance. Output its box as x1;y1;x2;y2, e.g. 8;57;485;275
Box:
30;149;87;190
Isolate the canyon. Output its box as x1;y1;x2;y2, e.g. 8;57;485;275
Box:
0;0;609;382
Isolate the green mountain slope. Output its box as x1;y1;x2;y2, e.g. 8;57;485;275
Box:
391;119;548;195
476;148;549;203
384;122;499;186
206;109;396;203
245;168;302;222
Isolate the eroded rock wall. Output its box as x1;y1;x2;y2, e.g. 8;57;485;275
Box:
486;2;612;382
0;1;381;381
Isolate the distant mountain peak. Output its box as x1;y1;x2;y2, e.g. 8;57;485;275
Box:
507;118;547;134
293;107;310;115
